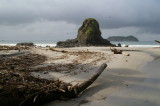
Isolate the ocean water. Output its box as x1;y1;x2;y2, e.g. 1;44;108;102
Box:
111;41;160;47
0;40;160;48
0;41;57;47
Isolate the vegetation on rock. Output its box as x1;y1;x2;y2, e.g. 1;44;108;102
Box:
77;18;102;44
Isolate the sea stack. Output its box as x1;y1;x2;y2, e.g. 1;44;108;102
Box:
78;18;105;45
56;18;112;47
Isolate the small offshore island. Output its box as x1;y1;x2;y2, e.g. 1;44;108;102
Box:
0;18;160;106
107;35;139;42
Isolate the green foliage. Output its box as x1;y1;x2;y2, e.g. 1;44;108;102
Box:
85;27;93;35
77;18;103;43
85;20;97;35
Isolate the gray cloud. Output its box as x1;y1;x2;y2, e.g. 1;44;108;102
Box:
0;20;78;41
0;0;160;41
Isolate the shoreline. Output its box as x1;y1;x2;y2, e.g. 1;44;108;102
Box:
0;41;160;48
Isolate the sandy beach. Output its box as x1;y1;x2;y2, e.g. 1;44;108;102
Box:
38;47;160;106
1;46;160;106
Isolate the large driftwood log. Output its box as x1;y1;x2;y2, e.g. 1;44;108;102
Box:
74;63;107;95
155;40;160;43
16;63;107;106
59;63;107;98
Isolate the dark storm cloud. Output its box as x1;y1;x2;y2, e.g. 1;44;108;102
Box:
0;0;160;36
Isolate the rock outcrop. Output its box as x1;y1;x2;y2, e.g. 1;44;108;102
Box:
107;36;139;42
56;18;112;47
16;42;35;46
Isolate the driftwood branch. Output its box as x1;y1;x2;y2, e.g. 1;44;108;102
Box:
155;40;160;43
74;63;107;95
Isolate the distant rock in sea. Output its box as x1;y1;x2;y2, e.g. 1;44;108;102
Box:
107;36;139;42
56;18;113;47
16;42;35;46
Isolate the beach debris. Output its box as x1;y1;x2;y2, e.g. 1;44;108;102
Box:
0;50;107;106
110;47;123;54
155;40;160;43
0;53;46;71
110;47;130;55
49;48;68;53
123;52;130;56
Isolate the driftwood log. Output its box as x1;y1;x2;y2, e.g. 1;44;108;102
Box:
155;40;160;43
110;47;122;54
32;63;107;105
74;63;107;95
22;63;107;105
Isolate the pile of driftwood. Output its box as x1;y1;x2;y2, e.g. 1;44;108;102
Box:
0;52;107;106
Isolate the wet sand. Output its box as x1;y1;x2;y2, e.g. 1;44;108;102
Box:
42;47;160;106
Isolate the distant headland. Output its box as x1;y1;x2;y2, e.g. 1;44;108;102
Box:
107;35;139;42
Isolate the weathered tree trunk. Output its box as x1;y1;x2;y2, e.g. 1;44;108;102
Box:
2;63;107;106
155;40;160;43
74;63;107;95
29;63;107;105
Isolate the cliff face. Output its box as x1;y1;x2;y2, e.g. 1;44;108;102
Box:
56;18;112;47
107;36;139;42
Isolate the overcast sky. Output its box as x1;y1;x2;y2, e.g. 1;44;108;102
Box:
0;0;160;41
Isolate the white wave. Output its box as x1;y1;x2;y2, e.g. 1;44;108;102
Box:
0;44;16;46
122;45;160;48
35;43;57;47
0;43;57;47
